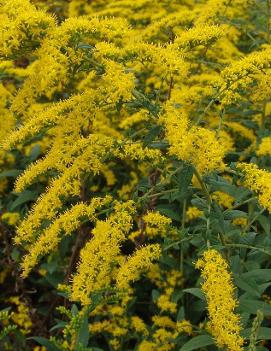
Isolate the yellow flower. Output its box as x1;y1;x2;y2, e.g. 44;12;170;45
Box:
71;201;135;305
237;162;271;213
196;249;244;351
161;104;227;174
152;315;175;329
20;196;112;277
131;316;149;336
116;244;161;290
138;340;156;351
257;136;271;157
9;296;32;335
232;217;247;227
2;212;20;226
143;211;172;237
211;191;235;209
185;206;203;221
156;288;177;314
176;320;193;335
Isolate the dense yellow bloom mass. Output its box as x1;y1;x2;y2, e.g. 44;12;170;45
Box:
220;47;271;104
20;196;112;277
160;104;227;174
237;163;271;213
71;201;135;305
0;0;56;57
196;249;244;351
8;296;32;335
257;137;271;157
143;211;172;237
116;244;161;289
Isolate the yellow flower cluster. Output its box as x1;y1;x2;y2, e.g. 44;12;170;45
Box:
160;104;227;174
71;201;135;305
232;217;248;227
138;317;193;351
9;296;32;335
143;211;172;238
211;191;235;209
154;269;183;314
257;137;271;157
20;196;112;277
237;162;271;213
186;206;203;222
220;47;271;104
116;244;161;290
196;249;244;351
1;212;20;226
0;0;56;57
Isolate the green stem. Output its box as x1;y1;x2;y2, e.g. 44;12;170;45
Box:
224;196;257;212
218;233;230;261
182;199;187;230
180;199;187;273
140;188;179;201
163;237;191;251
267;0;271;43
138;166;183;202
193;167;211;204
193;167;212;246
243;208;265;233
249;310;264;351
225;243;271;256
260;99;267;133
217;107;225;136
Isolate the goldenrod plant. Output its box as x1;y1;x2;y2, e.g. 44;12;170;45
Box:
1;0;271;350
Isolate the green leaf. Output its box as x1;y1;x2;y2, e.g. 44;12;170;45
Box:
179;335;214;351
234;276;261;297
205;175;239;197
0;169;22;178
242;269;271;283
224;210;247;220
176;164;194;198
152;289;160;302
177;306;185;321
172;290;183;303
258;282;271;294
49;321;67;332
10;190;38;210
258;327;271;340
75;309;90;349
191;197;208;211
242;327;271;340
28;144;41;161
28;337;61;351
210;202;225;234
238;299;271;316
11;248;20;261
143;125;162;146
71;304;79;316
132;90;160;116
149;141;169;149
257;215;270;235
183;288;205;301
156;204;181;221
77;43;94;50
